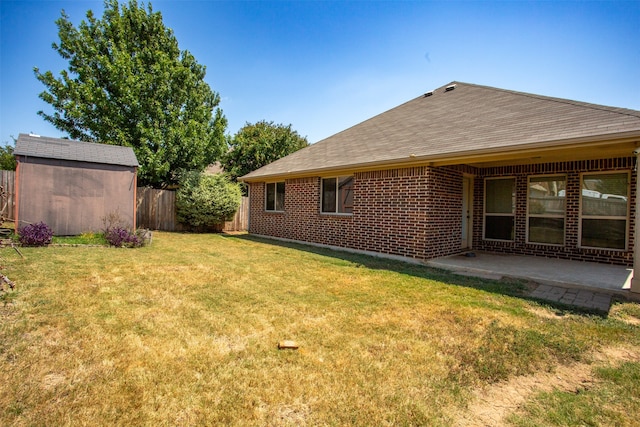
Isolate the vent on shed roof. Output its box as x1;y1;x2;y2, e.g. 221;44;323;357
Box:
445;84;456;92
424;90;434;97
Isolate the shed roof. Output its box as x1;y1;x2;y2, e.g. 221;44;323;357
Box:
241;81;640;181
15;133;139;167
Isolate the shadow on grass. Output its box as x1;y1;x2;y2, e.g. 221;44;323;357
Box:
222;233;610;317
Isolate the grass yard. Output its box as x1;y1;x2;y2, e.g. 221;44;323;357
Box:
1;232;639;426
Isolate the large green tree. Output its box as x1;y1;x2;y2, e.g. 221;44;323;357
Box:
34;0;227;187
222;120;309;183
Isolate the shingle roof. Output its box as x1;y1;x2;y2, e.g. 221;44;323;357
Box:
15;134;139;167
241;81;640;181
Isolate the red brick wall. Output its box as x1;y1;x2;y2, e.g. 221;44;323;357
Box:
249;166;465;260
474;157;635;266
248;158;635;266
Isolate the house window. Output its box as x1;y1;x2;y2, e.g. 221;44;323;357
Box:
484;177;515;241
265;182;285;211
527;175;566;245
321;176;353;214
580;172;629;250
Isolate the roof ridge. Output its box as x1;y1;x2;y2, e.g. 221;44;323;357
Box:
18;133;127;147
453;81;640;119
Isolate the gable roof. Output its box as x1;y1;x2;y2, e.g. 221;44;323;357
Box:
241;81;640;181
15;133;139;167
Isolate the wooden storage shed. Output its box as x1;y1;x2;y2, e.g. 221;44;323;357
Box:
14;133;139;235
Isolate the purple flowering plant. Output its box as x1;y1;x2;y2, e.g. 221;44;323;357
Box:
18;222;54;247
104;226;143;248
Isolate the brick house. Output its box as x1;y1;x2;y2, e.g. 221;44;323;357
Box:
240;82;640;293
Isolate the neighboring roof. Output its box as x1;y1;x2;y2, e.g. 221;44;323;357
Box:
15;133;139;167
204;162;224;175
242;81;640;181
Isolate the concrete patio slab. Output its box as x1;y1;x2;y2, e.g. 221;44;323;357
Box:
426;252;637;311
426;252;632;293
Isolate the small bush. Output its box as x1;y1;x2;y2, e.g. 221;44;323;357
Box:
104;226;143;248
101;210;147;248
18;222;53;246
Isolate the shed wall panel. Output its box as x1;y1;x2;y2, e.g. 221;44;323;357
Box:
17;158;136;235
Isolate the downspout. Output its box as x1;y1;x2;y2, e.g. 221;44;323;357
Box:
632;149;640;294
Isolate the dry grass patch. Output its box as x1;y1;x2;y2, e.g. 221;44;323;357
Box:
1;232;639;426
609;300;640;326
456;344;640;426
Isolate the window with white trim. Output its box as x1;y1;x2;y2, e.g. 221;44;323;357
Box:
484;177;515;241
265;182;285;212
527;175;566;245
321;176;353;214
580;172;629;250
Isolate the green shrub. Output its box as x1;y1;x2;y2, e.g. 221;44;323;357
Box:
176;171;242;228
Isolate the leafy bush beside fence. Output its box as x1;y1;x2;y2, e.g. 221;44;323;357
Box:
176;172;242;228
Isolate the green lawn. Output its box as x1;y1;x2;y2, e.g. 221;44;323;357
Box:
1;232;638;426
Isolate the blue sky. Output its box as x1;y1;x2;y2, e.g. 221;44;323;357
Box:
1;1;639;146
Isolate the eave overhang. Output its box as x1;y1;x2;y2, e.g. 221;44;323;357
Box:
240;130;640;183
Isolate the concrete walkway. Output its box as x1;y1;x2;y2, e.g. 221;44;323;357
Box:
426;252;635;312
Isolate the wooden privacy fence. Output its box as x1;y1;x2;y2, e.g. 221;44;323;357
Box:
223;195;249;232
136;187;185;231
136;187;248;232
0;170;16;222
